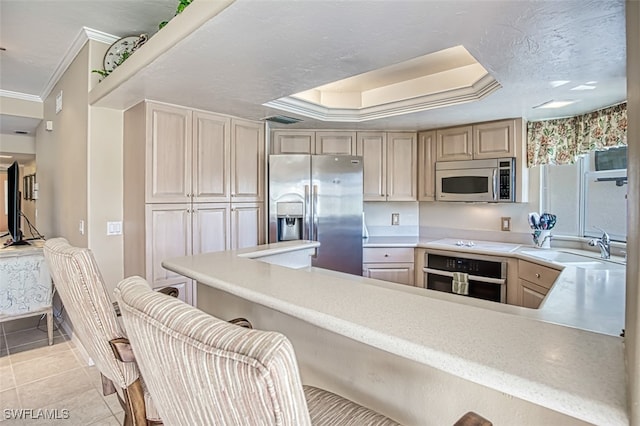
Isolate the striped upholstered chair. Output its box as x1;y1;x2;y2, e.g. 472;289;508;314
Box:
43;238;164;425
115;275;402;426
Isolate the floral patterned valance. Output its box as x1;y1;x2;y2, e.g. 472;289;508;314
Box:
527;102;627;167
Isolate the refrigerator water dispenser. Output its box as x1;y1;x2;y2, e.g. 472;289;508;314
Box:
276;202;303;241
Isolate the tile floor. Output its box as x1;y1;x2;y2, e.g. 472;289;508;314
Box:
0;322;123;425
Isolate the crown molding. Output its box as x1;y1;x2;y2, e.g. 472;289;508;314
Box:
0;90;42;103
40;27;119;101
264;74;502;122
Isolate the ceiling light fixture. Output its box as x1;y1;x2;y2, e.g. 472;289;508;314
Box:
533;100;578;109
550;80;570;88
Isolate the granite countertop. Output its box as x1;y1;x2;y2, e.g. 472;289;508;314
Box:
162;241;627;426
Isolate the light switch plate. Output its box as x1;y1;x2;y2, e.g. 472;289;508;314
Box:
501;216;511;231
107;221;123;236
391;213;400;226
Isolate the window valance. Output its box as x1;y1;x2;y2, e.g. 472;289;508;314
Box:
526;102;627;167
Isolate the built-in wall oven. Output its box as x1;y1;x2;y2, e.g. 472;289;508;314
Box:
423;250;507;303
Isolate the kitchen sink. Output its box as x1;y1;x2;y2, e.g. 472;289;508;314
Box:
520;250;624;270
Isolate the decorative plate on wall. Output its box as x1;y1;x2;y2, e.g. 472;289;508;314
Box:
103;35;146;72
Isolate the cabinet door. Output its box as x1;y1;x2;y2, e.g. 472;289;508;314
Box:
418;131;436;201
231;119;264;202
315;131;357;155
436;126;473;161
192;203;230;254
473;119;516;159
519;279;548;309
231;203;265;250
145;204;192;286
386;132;417;201
193;111;231;202
363;263;415;286
357;132;387;201
146;103;192;203
271;130;315;154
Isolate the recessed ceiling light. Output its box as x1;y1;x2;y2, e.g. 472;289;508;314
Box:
533;100;578;109
571;85;596;91
550;80;570;88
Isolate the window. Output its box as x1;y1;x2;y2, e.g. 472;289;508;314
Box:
543;146;627;242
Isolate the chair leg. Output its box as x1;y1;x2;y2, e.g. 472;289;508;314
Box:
121;379;147;426
101;374;117;396
47;309;54;345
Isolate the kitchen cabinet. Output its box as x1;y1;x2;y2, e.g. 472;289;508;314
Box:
315;131;357;155
435;126;473;162
517;259;561;308
435;119;520;162
231;119;265;202
473;119;516;159
357;132;417;201
124;101;265;306
363;247;415;286
417;131;436;201
271;130;315;154
270;130;356;155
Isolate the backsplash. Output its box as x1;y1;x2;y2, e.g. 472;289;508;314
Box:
363;202;419;236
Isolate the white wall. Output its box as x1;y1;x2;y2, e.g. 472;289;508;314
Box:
363;201;419;236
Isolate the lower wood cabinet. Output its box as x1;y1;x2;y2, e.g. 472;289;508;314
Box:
128;201;264;306
363;247;415;286
517;260;561;309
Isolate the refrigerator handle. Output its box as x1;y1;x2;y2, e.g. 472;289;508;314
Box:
312;184;319;242
304;185;311;240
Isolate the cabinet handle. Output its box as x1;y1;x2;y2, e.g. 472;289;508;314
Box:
384;254;389;257
535;273;541;278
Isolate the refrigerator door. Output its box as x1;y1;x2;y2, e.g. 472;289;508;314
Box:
268;155;311;243
311;155;363;275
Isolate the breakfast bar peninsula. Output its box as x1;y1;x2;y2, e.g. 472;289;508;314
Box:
162;240;627;426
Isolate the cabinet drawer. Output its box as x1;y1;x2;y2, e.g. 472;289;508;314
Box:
363;247;414;263
518;260;561;289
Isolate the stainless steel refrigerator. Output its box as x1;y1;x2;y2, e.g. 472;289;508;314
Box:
268;154;363;275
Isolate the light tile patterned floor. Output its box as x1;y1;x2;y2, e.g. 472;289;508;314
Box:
0;323;123;425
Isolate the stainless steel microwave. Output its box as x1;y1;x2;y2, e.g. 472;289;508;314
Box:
435;158;515;202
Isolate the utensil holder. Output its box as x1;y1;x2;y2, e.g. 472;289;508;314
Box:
532;230;551;249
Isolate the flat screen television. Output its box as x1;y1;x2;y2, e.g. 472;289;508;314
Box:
5;161;29;246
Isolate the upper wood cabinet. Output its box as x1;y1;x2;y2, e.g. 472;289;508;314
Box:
271;130;356;155
435;119;521;162
473;119;517;159
417;131;436;201
357;132;386;200
357;132;416;202
315;131;357;155
145;103;193;203
435;125;473;162
231;119;264;202
271;130;315;154
193;111;231;202
386;132;417;201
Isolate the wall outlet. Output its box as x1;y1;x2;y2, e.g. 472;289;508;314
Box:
501;216;511;231
79;220;85;235
391;213;400;226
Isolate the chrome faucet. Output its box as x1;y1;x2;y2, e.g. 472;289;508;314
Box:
588;228;611;259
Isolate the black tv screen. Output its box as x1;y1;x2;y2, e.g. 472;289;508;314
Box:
6;161;25;245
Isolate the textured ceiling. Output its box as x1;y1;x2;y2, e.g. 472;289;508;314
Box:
0;0;628;135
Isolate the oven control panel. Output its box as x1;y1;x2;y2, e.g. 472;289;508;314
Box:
427;254;503;279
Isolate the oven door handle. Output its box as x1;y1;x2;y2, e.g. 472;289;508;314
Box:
423;268;506;285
